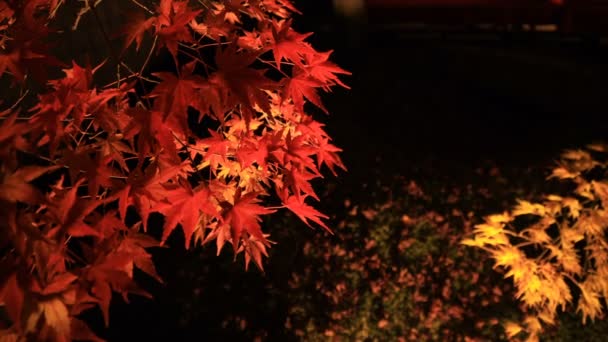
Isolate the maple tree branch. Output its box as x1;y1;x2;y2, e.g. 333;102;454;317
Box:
87;0;119;62
63;242;91;267
177;43;200;51
76;119;96;147
73;0;103;30
85;0;152;109
562;272;582;288
104;71;159;88
130;0;155;15
176;46;214;73
49;0;65;19
514;241;538;249
534;247;551;263
197;41;230;49
265;205;286;210
111;37;159;108
0;33;13;43
196;0;212;10
138;35;158;82
258;58;290;78
7;89;30;111
258;58;295;67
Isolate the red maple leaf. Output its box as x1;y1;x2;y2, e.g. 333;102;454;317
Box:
149;60;204;121
61;149;116;197
190;129;233;171
85;254;151;326
284;166;320;200
0;165;59;204
270;19;313;69
280;191;331;232
0;34;60;84
240;233;272;271
303;50;351;89
236;136;269;169
281;51;350;113
214;44;274;119
0;273;24;328
46;178;102;238
261;0;300;18
120;12;155;52
154;0;201;60
38;272;78;296
123;107;181;164
116;231;163;283
30;61;112;151
158;183;218;248
221;189;276;248
284;132;318;172
283;73;326;113
314;136;346;176
114;160;188;228
0;109;30;156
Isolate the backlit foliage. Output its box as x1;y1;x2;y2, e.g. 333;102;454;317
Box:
0;0;347;340
464;143;608;341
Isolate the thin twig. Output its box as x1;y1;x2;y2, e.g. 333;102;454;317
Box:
87;0;151;109
138;35;158;81
130;0;155;15
72;0;103;30
258;58;290;78
7;89;30;111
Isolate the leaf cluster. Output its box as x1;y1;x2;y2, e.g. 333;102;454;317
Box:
0;0;347;340
464;143;608;341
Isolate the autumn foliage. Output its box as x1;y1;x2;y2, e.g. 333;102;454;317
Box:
464;144;608;341
0;0;348;340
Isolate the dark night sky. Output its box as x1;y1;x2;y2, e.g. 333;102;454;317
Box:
289;2;608;170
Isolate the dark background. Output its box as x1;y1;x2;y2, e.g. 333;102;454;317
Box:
102;2;608;341
292;2;608;168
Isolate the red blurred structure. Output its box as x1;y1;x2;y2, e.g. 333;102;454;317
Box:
362;0;608;33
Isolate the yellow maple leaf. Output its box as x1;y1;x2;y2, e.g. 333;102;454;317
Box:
560;227;584;245
537;308;556;325
487;213;512;224
576;212;606;237
503;321;523;338
24;298;70;338
521;227;551;244
41;298;70;336
577;281;603;324
523;316;542;335
461;238;483;247
513;200;546;217
592;181;608;206
560;247;582;275
493;246;525;269
562;197;581;219
474;222;507;238
587;143;608;152
549;167;578;180
561;149;591;161
518;273;545;307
